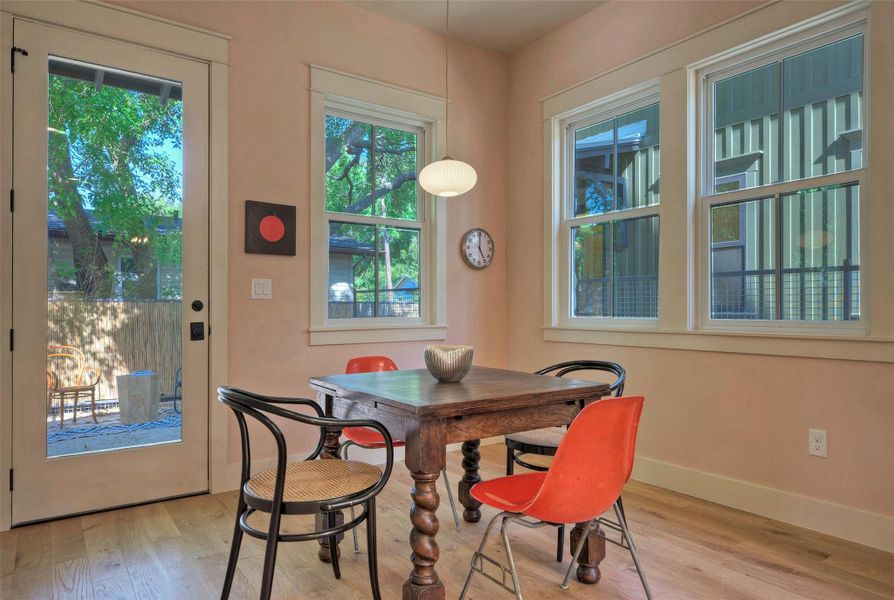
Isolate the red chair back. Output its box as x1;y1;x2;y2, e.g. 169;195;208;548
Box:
523;396;644;524
345;355;398;374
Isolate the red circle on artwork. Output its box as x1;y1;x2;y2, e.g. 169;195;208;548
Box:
259;215;285;243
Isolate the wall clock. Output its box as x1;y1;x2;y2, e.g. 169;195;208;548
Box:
461;228;494;269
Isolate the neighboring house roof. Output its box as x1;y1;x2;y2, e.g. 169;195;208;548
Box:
328;232;375;254
48;210;182;241
50;210;374;253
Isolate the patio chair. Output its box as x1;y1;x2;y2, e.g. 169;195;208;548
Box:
46;345;101;427
460;396;651;600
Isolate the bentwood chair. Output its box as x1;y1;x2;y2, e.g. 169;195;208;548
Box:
46;345;101;426
218;387;394;600
505;360;626;561
340;355;461;552
461;396;652;600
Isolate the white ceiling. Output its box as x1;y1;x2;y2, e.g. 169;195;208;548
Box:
343;0;606;54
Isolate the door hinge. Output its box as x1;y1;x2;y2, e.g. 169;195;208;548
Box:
9;189;13;212
8;329;13;352
10;46;28;74
8;469;12;492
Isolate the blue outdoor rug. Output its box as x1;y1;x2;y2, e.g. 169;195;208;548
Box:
47;412;182;443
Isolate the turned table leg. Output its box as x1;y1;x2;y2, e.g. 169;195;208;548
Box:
317;393;344;564
570;520;606;584
402;420;446;600
403;470;443;600
457;440;482;523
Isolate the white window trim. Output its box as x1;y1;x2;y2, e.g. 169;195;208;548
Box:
309;65;447;346
544;80;661;332
693;12;869;337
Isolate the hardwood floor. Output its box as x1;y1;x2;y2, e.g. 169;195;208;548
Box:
2;444;892;600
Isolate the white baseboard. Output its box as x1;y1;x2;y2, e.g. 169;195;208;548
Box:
631;455;894;554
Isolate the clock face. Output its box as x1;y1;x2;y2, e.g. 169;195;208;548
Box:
461;228;494;269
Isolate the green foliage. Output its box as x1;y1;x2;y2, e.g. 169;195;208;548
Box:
325;115;420;309
48;73;183;296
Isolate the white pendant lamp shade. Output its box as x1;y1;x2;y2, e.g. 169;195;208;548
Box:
419;157;478;197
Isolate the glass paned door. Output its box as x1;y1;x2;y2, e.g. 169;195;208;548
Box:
12;20;209;524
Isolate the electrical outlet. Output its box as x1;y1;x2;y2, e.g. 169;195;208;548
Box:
808;428;827;458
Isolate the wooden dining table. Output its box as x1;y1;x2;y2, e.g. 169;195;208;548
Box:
308;365;611;600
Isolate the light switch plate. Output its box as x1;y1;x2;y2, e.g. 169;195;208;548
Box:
251;278;272;300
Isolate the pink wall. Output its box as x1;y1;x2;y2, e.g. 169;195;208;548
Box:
115;0;894;518
505;0;894;517
115;0;510;462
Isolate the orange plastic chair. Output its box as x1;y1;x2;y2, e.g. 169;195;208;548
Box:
46;345;101;427
459;396;652;600
340;356;461;552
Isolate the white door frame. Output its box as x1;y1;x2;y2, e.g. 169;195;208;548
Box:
0;0;229;531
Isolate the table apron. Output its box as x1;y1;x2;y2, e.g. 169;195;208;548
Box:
444;400;581;444
328;398;411;441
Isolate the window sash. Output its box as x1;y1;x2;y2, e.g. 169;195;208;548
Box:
563;93;660;223
324;107;425;224
699;170;865;330
701;23;866;200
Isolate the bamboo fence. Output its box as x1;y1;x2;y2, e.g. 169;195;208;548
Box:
47;299;182;401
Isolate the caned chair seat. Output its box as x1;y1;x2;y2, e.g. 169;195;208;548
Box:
505;426;565;449
246;459;382;504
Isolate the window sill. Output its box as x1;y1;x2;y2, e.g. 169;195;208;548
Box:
542;326;894;363
309;324;447;346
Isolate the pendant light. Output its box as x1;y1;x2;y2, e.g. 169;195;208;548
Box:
418;0;477;197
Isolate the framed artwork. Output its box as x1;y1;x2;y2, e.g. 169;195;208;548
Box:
244;200;296;256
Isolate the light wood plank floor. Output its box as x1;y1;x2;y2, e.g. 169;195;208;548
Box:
2;444;892;600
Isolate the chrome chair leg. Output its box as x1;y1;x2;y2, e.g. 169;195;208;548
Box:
459;511;504;600
560;518;595;590
615;501;653;600
340;442;362;553
500;517;524;600
441;468;461;529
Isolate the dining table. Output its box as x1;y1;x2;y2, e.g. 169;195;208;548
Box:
308;365;611;600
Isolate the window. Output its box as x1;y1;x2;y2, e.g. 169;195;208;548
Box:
701;27;865;327
563;93;660;322
309;66;446;345
325;114;422;319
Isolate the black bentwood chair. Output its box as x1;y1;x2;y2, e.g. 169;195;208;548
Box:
504;360;626;562
218;387;394;600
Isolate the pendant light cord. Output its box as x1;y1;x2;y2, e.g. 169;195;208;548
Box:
445;0;450;158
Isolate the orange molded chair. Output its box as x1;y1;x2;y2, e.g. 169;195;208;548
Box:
340;356;461;552
459;396;652;600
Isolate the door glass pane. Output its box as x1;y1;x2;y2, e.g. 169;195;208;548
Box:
780;183;860;321
710;197;775;319
713;63;780;193
47;57;183;457
572;215;659;318
782;35;863;182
